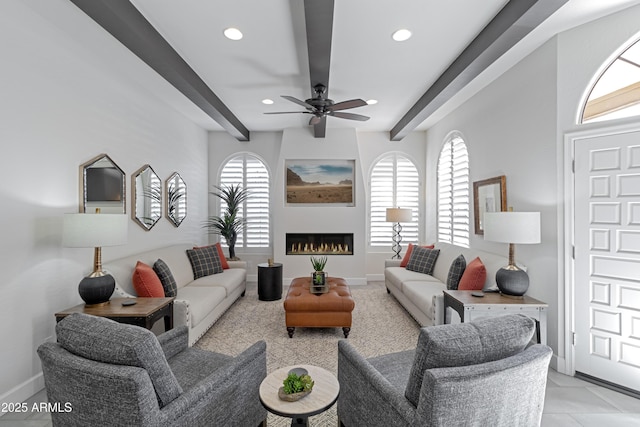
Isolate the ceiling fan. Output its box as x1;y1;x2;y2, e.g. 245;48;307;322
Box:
265;84;370;125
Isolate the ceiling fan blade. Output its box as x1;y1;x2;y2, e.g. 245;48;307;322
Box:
282;95;315;110
309;115;322;125
328;99;368;111
331;111;370;121
264;111;309;115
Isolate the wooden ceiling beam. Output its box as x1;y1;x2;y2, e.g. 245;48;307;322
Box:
390;0;568;141
69;0;250;141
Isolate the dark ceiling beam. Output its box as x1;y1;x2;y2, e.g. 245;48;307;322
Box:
390;0;568;141
304;0;334;138
69;0;250;141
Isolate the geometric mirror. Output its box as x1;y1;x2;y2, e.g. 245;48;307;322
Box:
166;172;187;227
132;164;162;230
80;154;126;214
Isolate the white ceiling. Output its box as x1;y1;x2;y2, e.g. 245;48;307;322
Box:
121;0;640;136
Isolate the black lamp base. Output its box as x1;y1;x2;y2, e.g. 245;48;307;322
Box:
78;274;115;306
496;268;529;296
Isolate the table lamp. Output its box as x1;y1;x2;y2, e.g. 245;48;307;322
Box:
63;211;128;306
483;211;540;296
386;207;413;259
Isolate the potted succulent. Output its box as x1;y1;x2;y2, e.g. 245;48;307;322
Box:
310;255;328;290
203;184;249;260
278;371;314;402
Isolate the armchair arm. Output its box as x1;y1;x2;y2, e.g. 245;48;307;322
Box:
157;326;189;360
337;340;415;427
159;340;267;426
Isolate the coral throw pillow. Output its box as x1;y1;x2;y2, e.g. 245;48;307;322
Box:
457;257;487;290
400;243;435;267
132;261;165;297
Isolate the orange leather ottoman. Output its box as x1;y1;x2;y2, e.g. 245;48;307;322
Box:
284;277;355;338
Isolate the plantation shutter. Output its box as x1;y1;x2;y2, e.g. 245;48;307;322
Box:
370;154;419;247
219;154;270;248
437;135;470;248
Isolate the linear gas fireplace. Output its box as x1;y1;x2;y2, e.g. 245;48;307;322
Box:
286;233;353;255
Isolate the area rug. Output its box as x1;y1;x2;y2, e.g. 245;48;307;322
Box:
195;282;420;426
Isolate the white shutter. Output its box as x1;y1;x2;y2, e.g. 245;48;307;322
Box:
437;135;469;248
219;154;270;248
370;154;420;247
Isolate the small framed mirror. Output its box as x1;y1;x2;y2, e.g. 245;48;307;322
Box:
132;165;162;230
80;154;126;214
473;175;507;235
166;172;187;227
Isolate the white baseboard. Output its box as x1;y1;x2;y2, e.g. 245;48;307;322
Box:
0;373;44;416
366;273;384;282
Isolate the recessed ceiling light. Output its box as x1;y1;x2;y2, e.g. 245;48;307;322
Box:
262;99;274;105
366;99;378;105
223;27;243;41
392;29;412;42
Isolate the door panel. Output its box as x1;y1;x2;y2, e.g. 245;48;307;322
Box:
574;131;640;392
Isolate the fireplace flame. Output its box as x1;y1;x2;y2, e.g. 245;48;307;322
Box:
289;242;351;255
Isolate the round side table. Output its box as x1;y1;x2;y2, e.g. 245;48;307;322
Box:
259;364;339;427
257;262;283;301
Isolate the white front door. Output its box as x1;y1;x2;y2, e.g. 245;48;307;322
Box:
574;130;640;392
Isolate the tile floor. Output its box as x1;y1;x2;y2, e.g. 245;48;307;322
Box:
1;369;638;426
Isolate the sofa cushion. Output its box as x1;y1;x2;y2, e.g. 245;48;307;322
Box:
132;261;165;297
406;247;440;275
402;281;446;322
153;259;177;297
189;268;247;296
401;243;435;267
446;254;466;290
186;245;223;279
56;313;183;408
176;286;227;327
458;257;487;290
385;267;441;292
404;314;535;407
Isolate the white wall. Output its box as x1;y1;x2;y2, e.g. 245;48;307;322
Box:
425;40;560;356
0;0;209;405
208;129;426;282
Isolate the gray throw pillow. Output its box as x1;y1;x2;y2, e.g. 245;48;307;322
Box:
406;247;440;275
56;313;182;407
153;258;177;297
446;254;466;290
186;245;223;279
404;314;535;407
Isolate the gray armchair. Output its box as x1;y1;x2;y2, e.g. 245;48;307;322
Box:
37;313;267;427
338;314;552;426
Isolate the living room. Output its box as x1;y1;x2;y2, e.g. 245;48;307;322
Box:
2;0;640;425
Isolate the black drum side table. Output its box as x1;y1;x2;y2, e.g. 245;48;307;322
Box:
258;262;283;301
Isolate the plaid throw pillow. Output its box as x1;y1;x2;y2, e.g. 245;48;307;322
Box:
153;259;177;297
406;247;440;275
446;254;466;290
186;246;223;279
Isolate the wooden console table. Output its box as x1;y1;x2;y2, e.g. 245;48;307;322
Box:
443;290;548;345
55;297;174;331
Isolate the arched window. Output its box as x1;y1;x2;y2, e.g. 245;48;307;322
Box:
369;153;419;247
437;133;470;248
219;153;270;248
581;38;640;123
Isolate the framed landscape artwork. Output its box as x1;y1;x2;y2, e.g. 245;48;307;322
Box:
285;159;355;206
473;175;507;235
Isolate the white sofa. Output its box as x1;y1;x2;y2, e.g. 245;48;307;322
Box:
385;242;512;327
104;244;246;345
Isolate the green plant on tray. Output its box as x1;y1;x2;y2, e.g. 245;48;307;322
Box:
310;255;328;272
282;372;314;394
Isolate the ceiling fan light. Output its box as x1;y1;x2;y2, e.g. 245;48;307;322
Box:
366;99;378;105
392;29;412;42
262;98;274;105
223;27;243;40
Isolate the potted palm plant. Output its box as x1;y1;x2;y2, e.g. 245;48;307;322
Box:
204;184;249;260
310;256;328;293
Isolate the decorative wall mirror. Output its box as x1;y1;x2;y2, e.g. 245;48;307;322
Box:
473;175;507;235
132;165;162;230
80;154;126;214
166;172;187;227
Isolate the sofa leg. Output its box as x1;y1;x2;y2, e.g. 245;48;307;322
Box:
287;327;295;338
241;290;246;297
386;287;390;294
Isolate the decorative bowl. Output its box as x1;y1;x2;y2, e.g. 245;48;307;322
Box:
278;387;311;402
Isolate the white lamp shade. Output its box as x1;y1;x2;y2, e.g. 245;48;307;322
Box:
484;212;541;244
63;213;128;248
386;208;412;223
